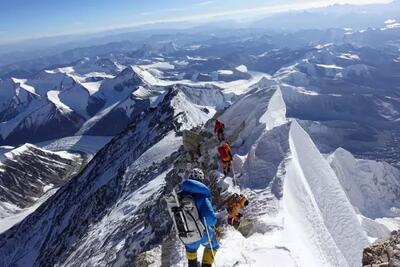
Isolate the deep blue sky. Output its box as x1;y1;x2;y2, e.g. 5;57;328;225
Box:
0;0;390;43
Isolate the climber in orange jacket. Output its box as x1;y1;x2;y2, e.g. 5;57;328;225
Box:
214;119;225;142
224;193;249;228
218;142;232;176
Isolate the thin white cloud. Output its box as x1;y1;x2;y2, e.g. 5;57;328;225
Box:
1;0;393;44
107;0;393;30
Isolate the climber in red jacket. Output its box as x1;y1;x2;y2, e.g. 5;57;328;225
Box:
218;142;232;176
214;119;225;142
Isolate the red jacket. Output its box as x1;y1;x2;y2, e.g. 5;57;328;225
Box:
214;120;224;133
218;143;232;162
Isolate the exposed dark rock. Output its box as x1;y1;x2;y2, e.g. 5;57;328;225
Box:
363;230;400;267
0;144;83;208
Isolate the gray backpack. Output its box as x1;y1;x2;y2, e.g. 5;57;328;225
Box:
165;188;205;244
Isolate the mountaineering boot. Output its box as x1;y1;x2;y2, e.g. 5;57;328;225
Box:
202;248;216;267
188;260;199;267
187;251;198;267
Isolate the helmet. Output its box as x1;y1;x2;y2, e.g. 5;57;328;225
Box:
189;168;204;181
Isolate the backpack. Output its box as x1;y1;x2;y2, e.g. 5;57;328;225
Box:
225;193;239;212
218;145;231;161
165;188;205;244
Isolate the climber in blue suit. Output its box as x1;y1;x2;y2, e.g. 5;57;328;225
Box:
180;168;219;267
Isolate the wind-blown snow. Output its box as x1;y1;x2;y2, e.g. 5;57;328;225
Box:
284;121;369;267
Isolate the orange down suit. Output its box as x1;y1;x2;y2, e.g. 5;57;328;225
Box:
225;194;248;225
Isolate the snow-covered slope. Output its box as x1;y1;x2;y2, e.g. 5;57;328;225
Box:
205;87;372;267
0;53;268;145
36;135;112;158
0;144;82;207
1;28;400;266
2;101;86;145
0;63;126;144
58;83;91;118
0;76;398;267
328;148;400;219
0;84;226;267
0;78;41;123
284;121;369;267
140;85;392;267
0;144;83;233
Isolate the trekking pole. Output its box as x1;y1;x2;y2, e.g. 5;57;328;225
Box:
203;218;218;267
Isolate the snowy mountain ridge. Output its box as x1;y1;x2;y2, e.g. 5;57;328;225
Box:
0;143;83;234
0;78;398;266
